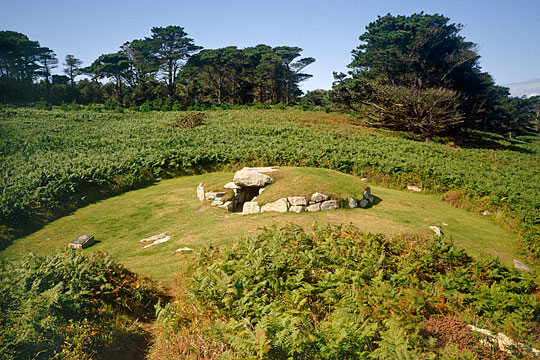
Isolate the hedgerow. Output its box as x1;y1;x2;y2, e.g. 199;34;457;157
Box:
1;108;539;257
184;224;540;359
0;249;161;359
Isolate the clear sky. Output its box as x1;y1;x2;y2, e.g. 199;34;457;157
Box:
1;0;539;94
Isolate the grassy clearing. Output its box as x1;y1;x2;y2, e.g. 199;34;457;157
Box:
1;170;523;281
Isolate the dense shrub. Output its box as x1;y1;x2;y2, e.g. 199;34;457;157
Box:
187;224;540;359
0;249;161;359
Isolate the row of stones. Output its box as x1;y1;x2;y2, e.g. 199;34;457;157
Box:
243;188;374;215
196;183;241;211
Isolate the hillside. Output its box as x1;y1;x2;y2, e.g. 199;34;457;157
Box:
1;108;540;257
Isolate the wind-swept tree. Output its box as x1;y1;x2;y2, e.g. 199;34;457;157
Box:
88;52;130;101
146;26;201;98
36;47;58;101
121;39;159;87
274;46;315;104
63;55;83;89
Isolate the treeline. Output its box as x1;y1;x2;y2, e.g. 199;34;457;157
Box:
0;26;315;108
1;15;539;138
330;13;540;140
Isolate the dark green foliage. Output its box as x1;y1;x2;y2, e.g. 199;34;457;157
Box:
1;109;540;258
332;13;539;138
191;224;540;358
0;249;161;359
183;45;314;106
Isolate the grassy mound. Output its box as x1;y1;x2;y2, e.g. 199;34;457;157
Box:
254;167;369;205
151;224;539;359
201;167;370;206
0;171;524;281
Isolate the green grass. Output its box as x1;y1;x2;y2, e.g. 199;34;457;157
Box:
254;167;369;204
0;169;523;281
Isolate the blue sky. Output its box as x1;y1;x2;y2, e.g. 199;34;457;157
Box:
1;0;539;95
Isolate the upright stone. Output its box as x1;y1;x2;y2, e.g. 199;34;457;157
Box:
359;199;369;208
242;201;260;214
197;183;205;201
347;197;358;209
363;187;371;199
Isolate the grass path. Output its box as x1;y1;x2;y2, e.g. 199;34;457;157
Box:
1;171;523;281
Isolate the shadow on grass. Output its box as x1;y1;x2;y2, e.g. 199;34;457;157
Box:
363;195;382;209
460;131;534;154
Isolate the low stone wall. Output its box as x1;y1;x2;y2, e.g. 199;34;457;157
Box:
196;167;374;215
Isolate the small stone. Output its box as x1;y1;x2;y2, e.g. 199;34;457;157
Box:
142;236;170;249
430;226;442;237
69;234;95;249
140;232;167;243
242;201;260;214
219;201;235;211
289;205;305;213
311;192;329;203
211;200;224;207
259;188;265;194
482;210;491;216
321;200;338;210
288;196;308;206
359;199;369;208
176;247;193;253
347;197;358;209
513;259;530;271
407;185;422;192
205;191;226;200
306;203;321;212
261;198;289;213
442;222;448;226
196;183;205;201
361;177;368;182
363;187;371;198
224;182;241;190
